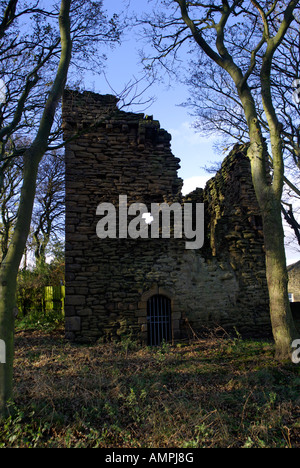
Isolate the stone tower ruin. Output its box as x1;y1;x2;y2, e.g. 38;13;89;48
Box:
62;90;271;343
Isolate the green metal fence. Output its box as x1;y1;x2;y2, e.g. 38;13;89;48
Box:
44;286;65;313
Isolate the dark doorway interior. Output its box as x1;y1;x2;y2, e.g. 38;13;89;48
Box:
291;302;300;333
147;295;172;346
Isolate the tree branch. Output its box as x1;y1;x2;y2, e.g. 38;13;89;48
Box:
281;202;300;246
1;0;72;274
0;0;18;39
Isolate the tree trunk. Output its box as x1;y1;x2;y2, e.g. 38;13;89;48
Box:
262;199;299;360
248;136;299;360
176;0;300;361
0;155;39;417
0;0;71;417
0;279;15;417
245;101;299;362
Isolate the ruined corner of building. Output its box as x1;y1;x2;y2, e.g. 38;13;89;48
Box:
62;89;272;344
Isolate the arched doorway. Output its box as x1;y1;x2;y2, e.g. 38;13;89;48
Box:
147;294;172;346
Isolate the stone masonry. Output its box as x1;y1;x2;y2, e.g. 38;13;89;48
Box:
62;90;272;343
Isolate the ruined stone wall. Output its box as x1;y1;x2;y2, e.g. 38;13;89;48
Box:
62;90;271;343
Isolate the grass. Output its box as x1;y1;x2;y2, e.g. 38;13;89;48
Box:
0;327;299;448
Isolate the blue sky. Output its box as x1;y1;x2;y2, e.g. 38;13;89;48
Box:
85;0;219;189
82;0;299;265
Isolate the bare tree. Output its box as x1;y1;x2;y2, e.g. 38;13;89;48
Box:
0;0;121;417
0;158;22;262
180;18;300;247
0;0;72;418
140;0;300;360
0;148;65;268
32;151;65;266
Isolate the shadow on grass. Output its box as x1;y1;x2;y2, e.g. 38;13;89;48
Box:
1;330;299;448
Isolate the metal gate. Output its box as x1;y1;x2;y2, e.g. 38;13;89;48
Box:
147;295;172;346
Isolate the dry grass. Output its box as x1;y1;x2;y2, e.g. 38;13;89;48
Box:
0;328;299;448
